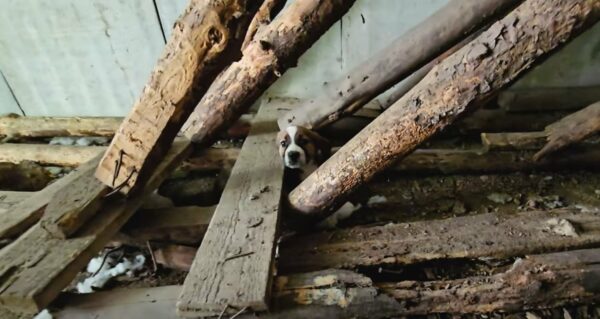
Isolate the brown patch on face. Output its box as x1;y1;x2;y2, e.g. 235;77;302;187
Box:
277;129;290;159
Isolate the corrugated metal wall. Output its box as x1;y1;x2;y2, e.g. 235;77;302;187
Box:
0;0;598;116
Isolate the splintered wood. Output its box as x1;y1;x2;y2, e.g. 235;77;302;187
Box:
95;0;255;195
177;102;284;317
0;141;191;313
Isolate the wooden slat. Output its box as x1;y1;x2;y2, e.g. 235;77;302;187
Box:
39;155;108;238
177;102;284;317
0;116;121;138
481;131;548;151
0;140;191;313
280;208;600;273
0;192;34;211
0;143;104;167
0;159;99;239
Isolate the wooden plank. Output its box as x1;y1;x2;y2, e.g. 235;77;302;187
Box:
95;0;255;195
177;102;284;317
481;131;548;151
0;116;121;138
0;192;34;211
279;208;600;273
0;158;99;239
39;155;108;238
0;140;191;313
0;143;104;167
498;86;600;112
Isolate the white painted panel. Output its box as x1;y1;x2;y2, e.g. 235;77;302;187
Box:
0;0;165;116
154;0;188;38
0;70;23;115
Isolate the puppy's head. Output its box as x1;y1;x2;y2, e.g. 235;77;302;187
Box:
277;126;330;169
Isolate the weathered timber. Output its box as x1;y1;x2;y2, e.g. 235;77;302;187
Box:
52;250;600;318
0;192;34;211
0;115;120;139
0;158;100;239
534;100;600;160
96;0;257;195
498;86;600;112
278;0;521;130
289;0;600;216
0;140;191;313
482;131;548;150
177;102;285;317
279;208;600;273
39;155;107;238
241;0;286;51
181;0;356;144
0;143;103;167
119;206;214;246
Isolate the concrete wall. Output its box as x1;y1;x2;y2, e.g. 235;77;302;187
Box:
0;0;598;116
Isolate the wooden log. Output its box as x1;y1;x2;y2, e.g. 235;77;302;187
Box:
0;160;101;239
52;249;600;318
0;140;191;314
38;155;107;239
177;102;285;317
95;0;257;195
482;131;548;150
288;0;600;216
241;0;286;51
278;0;521;130
0;143;103;167
498;86;600;112
534;100;600;160
279;208;600;273
181;0;356;144
0;115;121;139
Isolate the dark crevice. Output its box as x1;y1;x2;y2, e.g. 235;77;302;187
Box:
0;70;26;116
152;0;167;44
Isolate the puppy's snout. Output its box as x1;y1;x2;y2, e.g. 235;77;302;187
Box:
287;150;300;161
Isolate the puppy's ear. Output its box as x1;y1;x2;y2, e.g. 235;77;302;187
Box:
304;129;331;164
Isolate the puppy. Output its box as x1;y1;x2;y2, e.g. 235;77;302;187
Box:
278;126;360;229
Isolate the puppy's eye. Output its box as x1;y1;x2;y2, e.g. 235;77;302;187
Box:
297;138;306;146
280;140;287;147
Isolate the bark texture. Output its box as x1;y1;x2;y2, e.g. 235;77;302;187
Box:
95;0;256;195
181;0;357;144
278;0;521;130
289;0;600;216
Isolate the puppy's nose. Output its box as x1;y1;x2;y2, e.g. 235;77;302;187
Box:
287;150;300;161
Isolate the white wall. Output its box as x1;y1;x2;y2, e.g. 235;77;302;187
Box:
0;0;598;116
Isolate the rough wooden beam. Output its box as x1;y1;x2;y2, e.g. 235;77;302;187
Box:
498;86;600;112
481;131;548;150
181;0;356;145
288;0;600;216
96;0;257;195
279;0;520;130
0;115;121;139
0;140;191;314
38;155;108;239
279;208;600;273
177;103;285;317
0;159;100;239
52;249;600;318
534;100;600;160
0;143;104;167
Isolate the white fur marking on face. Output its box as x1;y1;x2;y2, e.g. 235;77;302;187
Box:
284;126;307;169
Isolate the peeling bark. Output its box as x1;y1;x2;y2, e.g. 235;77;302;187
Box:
181;0;357;144
278;0;521;130
288;0;600;216
95;0;257;195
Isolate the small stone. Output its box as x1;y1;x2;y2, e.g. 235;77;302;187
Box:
487;193;512;204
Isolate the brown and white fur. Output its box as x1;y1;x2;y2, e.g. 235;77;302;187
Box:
278;126;360;229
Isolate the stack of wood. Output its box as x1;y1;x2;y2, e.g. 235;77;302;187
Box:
0;0;599;318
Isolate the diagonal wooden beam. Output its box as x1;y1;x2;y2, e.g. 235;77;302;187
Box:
177;101;285;317
0;140;191;314
95;0;258;195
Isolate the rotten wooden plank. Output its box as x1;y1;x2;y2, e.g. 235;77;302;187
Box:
0;158;100;239
95;0;257;195
279;208;600;273
0;140;191;314
177;102;285;317
0;115;121;139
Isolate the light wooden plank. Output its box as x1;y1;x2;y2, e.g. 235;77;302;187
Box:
0;143;104;167
0;192;34;211
177;102;285;317
0;140;191;313
39;155;108;238
0;116;122;138
0;158;99;239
